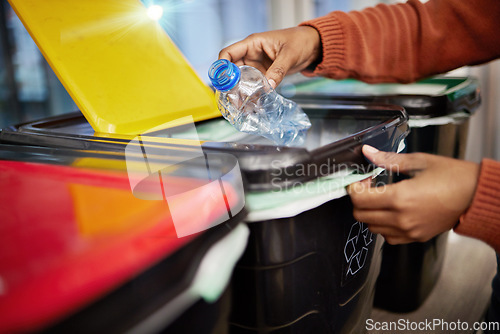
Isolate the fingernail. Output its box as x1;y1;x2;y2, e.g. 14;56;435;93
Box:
268;79;276;89
363;145;379;154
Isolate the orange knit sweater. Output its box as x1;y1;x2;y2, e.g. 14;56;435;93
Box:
300;0;500;252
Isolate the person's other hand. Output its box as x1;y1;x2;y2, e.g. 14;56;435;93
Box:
347;145;480;245
218;26;321;89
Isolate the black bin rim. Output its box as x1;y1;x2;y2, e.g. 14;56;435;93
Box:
281;76;481;118
0;102;409;191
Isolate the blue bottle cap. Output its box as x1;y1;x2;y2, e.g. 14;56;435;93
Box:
208;59;241;92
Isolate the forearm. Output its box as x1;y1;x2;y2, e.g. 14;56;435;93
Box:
300;0;500;83
456;159;500;253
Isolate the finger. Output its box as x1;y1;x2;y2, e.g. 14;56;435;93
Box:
361;224;409;244
362;145;430;174
346;177;372;195
347;181;399;210
359;176;373;187
365;225;400;238
264;53;295;87
352;208;397;227
233;60;245;67
219;40;251;63
240;60;268;76
383;235;412;245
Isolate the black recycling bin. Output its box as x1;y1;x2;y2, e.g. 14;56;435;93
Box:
0;143;249;334
281;76;481;312
0;103;409;332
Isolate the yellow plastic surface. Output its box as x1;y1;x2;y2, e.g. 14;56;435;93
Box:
8;0;219;134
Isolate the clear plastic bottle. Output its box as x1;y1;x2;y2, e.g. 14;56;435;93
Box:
208;59;311;146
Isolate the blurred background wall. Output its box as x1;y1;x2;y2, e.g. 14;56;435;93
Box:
0;0;497;161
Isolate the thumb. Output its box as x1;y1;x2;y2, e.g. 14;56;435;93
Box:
362;145;429;174
265;56;293;89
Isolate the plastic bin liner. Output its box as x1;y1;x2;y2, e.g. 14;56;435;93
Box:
407;112;470;127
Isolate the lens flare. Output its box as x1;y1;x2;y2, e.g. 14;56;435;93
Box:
147;5;163;21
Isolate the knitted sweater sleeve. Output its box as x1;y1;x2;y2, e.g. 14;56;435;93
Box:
299;0;500;83
455;159;500;253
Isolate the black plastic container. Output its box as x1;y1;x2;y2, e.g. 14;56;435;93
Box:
282;76;481;312
0;103;409;332
0;144;248;334
231;197;383;334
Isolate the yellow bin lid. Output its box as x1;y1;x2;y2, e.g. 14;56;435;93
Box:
8;0;220;135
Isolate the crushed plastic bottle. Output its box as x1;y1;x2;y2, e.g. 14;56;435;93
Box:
208;59;311;146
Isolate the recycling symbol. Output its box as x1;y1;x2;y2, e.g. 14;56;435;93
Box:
344;222;373;277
